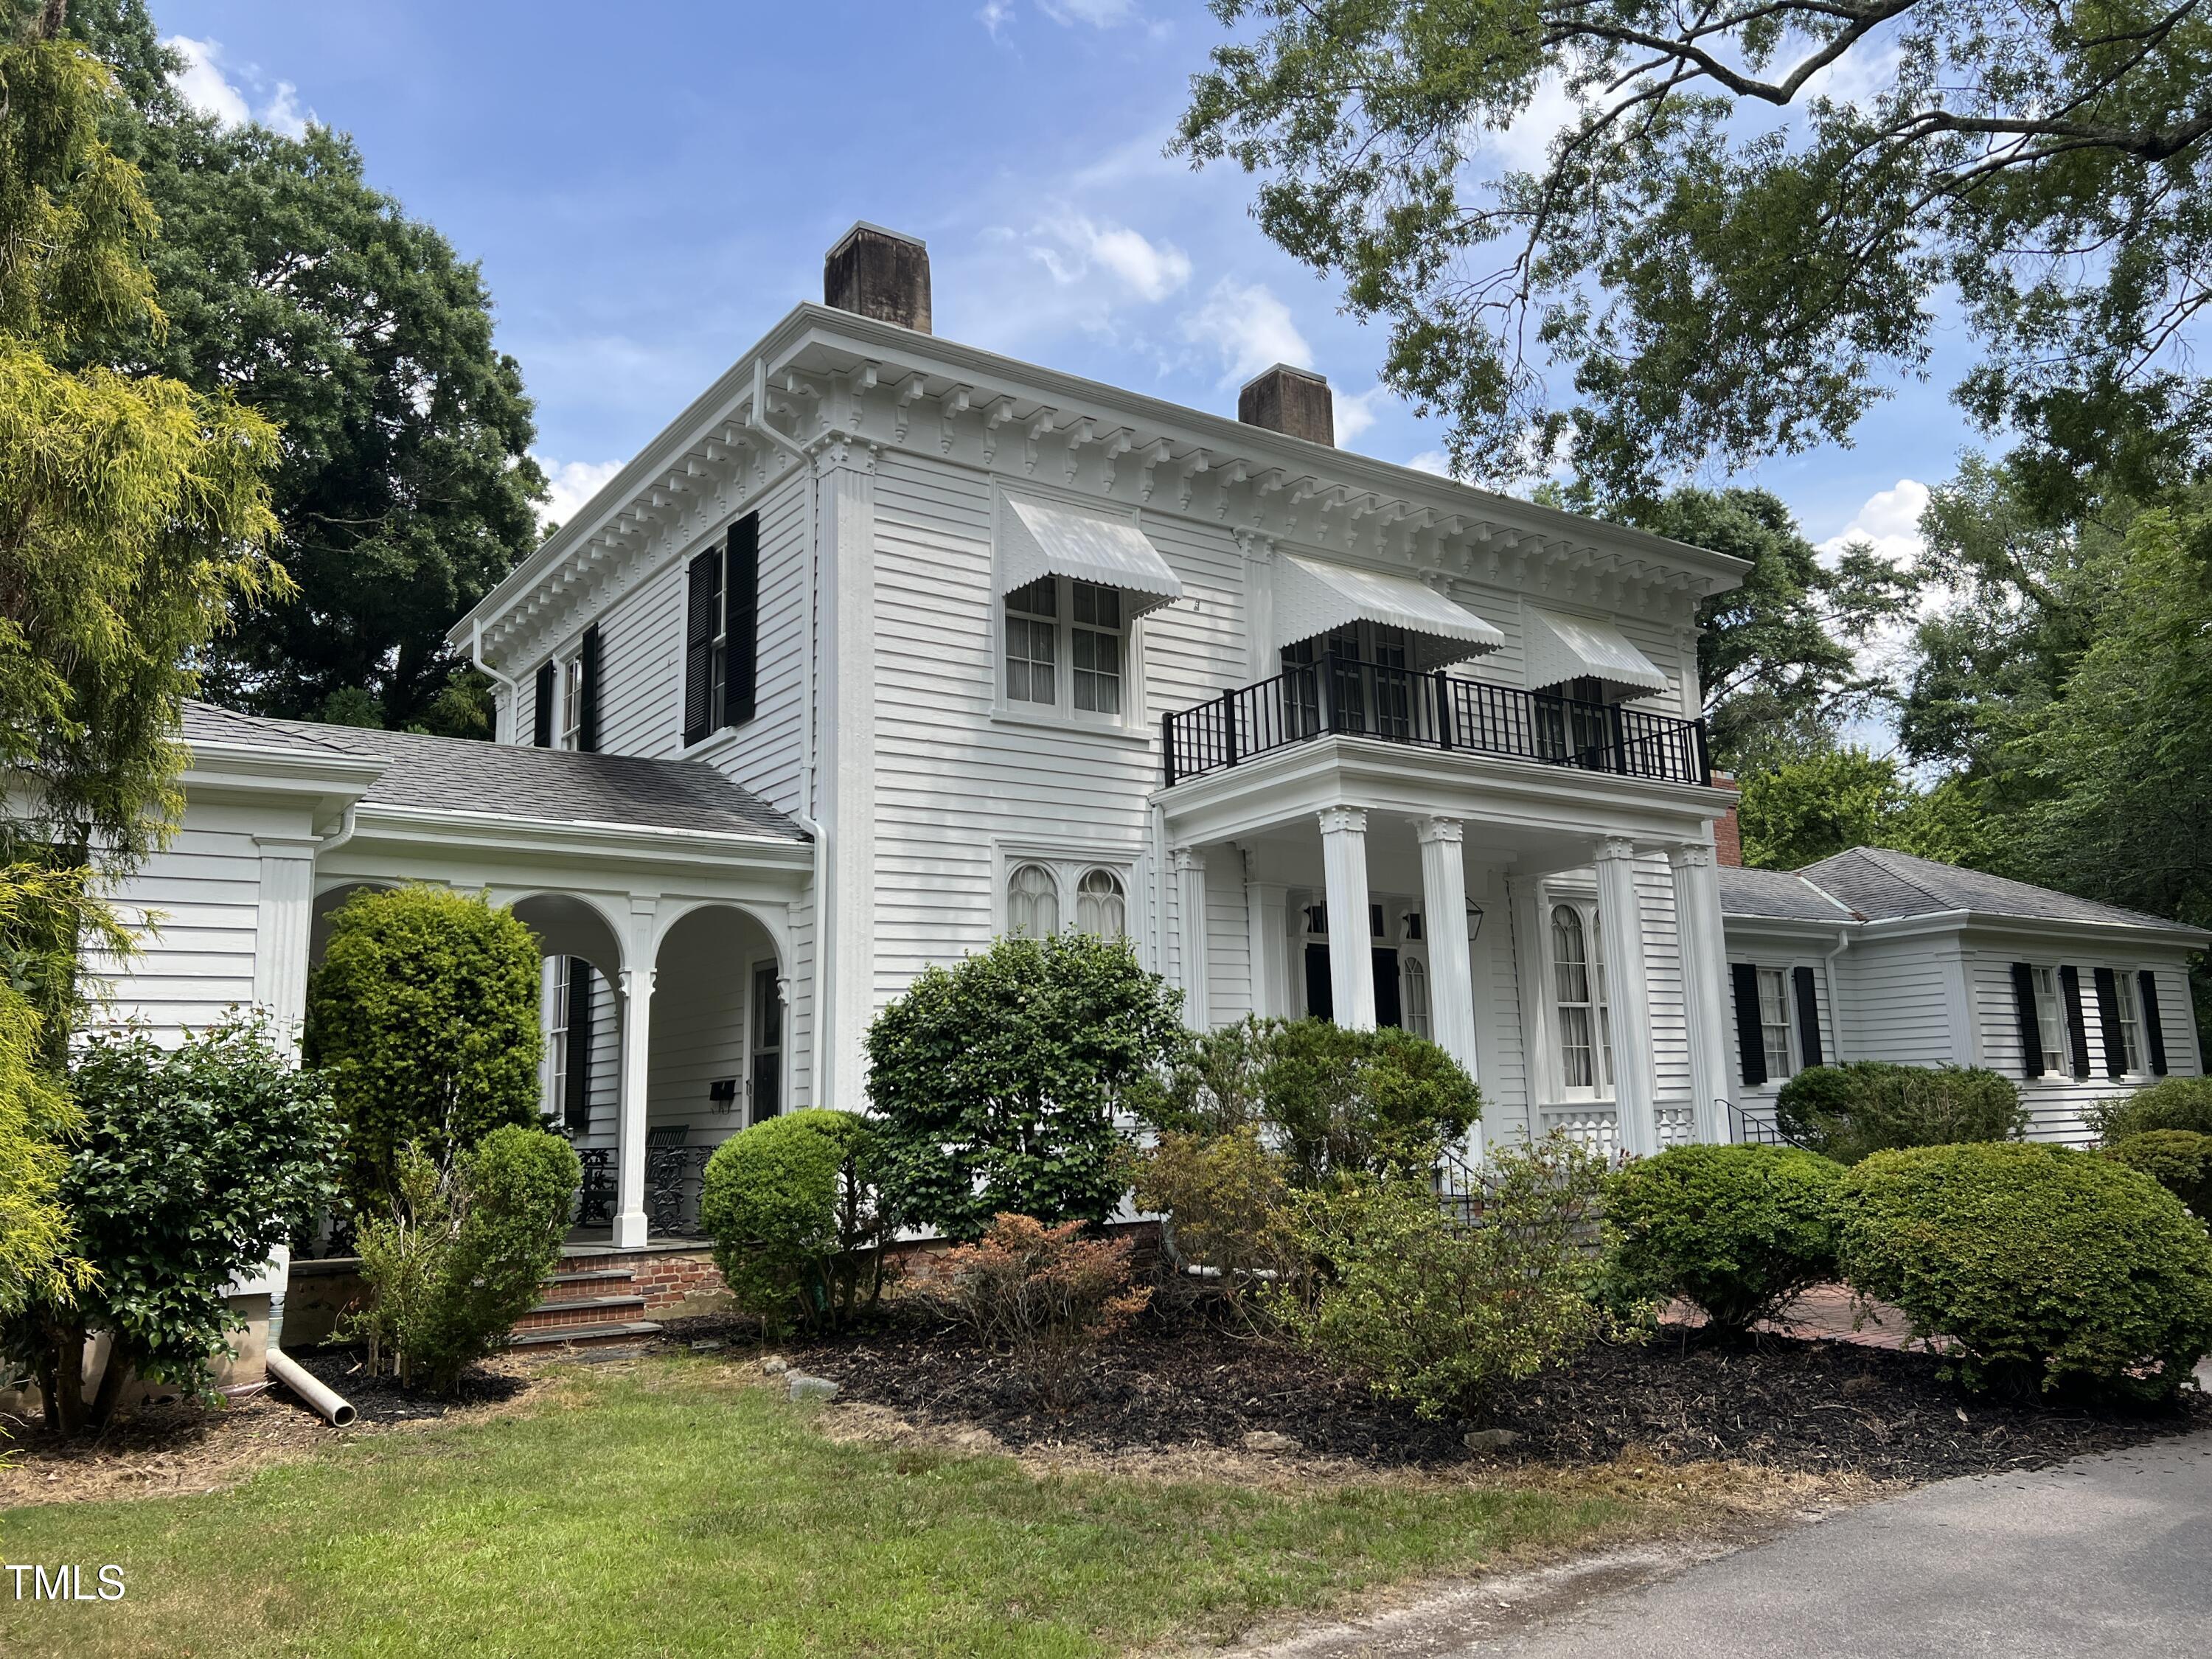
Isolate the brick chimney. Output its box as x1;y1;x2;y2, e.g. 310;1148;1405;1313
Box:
1711;773;1742;868
824;223;931;333
1237;364;1334;446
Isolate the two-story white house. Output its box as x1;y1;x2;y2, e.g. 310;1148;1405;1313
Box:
99;224;2202;1258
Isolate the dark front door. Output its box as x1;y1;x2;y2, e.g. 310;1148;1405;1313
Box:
1304;942;1333;1022
748;963;782;1121
1372;948;1402;1029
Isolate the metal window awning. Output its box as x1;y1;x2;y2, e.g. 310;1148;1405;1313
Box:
1275;554;1505;668
1525;606;1670;700
999;496;1183;616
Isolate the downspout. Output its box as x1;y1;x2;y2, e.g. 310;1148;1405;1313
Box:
470;617;523;745
747;357;826;1105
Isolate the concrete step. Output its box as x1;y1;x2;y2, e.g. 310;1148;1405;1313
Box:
507;1319;663;1350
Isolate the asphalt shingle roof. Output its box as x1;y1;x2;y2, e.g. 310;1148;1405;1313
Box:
1796;846;2197;935
181;702;804;842
1717;865;1859;923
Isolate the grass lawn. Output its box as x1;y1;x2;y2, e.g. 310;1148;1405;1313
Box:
0;1354;1673;1658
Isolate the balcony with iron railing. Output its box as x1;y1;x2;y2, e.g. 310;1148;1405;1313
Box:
1161;658;1712;790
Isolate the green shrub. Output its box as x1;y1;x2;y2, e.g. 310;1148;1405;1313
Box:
1129;1124;1303;1294
1147;1017;1482;1189
699;1109;896;1336
305;885;543;1214
937;1214;1152;1405
868;932;1188;1239
1837;1141;2212;1400
1273;1135;1610;1419
2087;1077;2212;1144
351;1125;580;1394
0;1016;342;1433
1775;1060;2025;1164
2105;1131;2212;1217
1604;1144;1844;1336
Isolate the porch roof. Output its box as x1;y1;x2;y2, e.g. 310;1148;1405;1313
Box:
181;703;806;844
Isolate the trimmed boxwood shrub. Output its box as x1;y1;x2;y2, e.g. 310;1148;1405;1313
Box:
1775;1060;2025;1164
699;1109;895;1335
1604;1144;1844;1335
2087;1077;2212;1144
2105;1131;2212;1217
1837;1141;2212;1400
305;885;543;1214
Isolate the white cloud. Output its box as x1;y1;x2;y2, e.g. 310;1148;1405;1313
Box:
1334;385;1388;444
164;35;315;136
1473;72;1579;174
1038;0;1140;24
977;0;1015;38
1405;450;1456;478
1179;278;1312;386
167;36;248;126
536;456;625;529
1032;215;1190;303
1816;477;1930;568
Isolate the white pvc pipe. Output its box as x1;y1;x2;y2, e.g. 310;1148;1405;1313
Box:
266;1345;357;1427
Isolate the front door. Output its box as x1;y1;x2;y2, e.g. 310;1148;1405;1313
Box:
1372;947;1402;1029
748;963;782;1122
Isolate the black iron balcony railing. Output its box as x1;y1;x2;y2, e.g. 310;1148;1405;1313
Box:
1161;659;1711;788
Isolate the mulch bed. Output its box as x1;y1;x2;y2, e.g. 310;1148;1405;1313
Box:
718;1301;2211;1485
279;1346;529;1425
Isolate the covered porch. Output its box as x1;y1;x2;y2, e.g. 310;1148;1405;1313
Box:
1159;732;1737;1158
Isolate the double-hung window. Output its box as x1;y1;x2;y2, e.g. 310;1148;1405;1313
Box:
1756;967;1794;1081
2031;966;2069;1076
560;657;585;750
1551;902;1612;1096
2115;973;2146;1075
1004;577;1128;721
684;513;759;746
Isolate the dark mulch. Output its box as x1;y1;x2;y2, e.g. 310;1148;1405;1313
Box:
703;1302;2211;1485
279;1346;529;1426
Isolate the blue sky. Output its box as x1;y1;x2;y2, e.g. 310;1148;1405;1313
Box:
153;0;1967;574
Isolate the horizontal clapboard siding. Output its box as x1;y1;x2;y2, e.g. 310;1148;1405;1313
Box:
94;804;271;1042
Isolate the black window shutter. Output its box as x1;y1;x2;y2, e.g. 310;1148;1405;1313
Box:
723;512;759;728
1791;964;1824;1069
532;661;555;748
2140;970;2168;1076
563;961;594;1134
1731;961;1767;1088
683;551;717;746
2010;962;2045;1079
2059;966;2092;1080
2092;967;2126;1078
577;624;602;754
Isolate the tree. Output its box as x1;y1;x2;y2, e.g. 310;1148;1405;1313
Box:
53;4;543;732
867;933;1189;1239
303;886;544;1214
1177;1;2212;500
1736;748;1986;872
1627;487;1914;773
0;1016;341;1433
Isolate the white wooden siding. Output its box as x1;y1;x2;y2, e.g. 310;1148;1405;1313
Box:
94;802;271;1042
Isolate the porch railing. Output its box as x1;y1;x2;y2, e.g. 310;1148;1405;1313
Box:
570;1144;714;1237
1161;660;1711;789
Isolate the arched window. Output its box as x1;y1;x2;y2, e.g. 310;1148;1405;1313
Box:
1007;863;1060;937
1402;958;1430;1039
1552;904;1598;1092
1075;868;1126;939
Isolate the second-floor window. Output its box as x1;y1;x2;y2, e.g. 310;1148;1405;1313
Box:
561;657;585;750
1004;576;1128;722
684;512;759;747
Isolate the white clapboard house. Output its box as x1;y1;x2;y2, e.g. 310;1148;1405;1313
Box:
101;225;2204;1250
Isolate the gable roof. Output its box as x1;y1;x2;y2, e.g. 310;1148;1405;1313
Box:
1717;865;1859;924
180;703;805;843
1795;846;2194;933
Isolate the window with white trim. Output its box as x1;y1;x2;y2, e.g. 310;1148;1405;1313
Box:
2115;972;2146;1074
560;656;584;751
1756;967;1794;1081
1551;903;1612;1096
1402;958;1431;1040
1004;576;1130;723
1075;867;1127;939
2031;966;2068;1077
1007;863;1060;937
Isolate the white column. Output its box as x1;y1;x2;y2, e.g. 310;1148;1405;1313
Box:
613;961;655;1248
1595;836;1660;1158
1318;807;1375;1030
1669;843;1731;1144
1417;817;1479;1087
251;835;319;1054
816;442;877;1113
1174;847;1210;1030
1245;862;1290;1021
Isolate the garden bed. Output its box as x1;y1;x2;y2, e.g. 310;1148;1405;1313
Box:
726;1301;2208;1486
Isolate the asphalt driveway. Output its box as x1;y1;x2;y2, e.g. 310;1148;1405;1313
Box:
1242;1425;2212;1658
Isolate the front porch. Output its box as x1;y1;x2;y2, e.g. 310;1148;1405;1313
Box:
1158;730;1738;1158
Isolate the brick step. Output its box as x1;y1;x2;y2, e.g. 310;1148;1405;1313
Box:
542;1268;636;1301
507;1319;663;1350
514;1293;646;1332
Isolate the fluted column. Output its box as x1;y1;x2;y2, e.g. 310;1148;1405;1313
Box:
1594;837;1659;1158
1669;842;1731;1144
1416;818;1479;1091
613;927;656;1247
1318;807;1375;1029
1174;847;1209;1031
